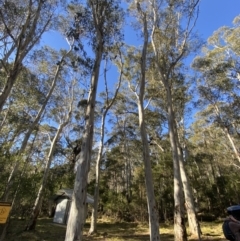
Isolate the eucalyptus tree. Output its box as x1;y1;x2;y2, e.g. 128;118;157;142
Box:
25;75;76;231
2;43;75;201
89;47;124;234
104;88;140;208
0;0;65;113
192;15;240;167
148;0;201;239
97;93;166;221
0;66;45;200
125;2;161;240
189;117;240;211
0;35;83;238
65;1;124;240
0;66;39;133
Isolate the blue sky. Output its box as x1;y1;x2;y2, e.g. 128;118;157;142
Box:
196;0;240;39
41;0;240;96
43;1;240;54
40;0;240;134
192;3;240;88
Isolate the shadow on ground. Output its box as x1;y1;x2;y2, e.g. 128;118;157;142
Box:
2;218;226;241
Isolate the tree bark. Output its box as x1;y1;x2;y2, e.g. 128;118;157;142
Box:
173;119;201;239
64;34;103;241
224;127;240;164
214;105;240;164
165;87;187;241
138;101;161;241
149;1;200;239
88;113;106;235
151;25;187;239
89;55;123;234
177;143;202;240
135;4;160;240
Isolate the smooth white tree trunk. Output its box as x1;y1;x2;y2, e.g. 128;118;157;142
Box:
89;56;123;234
150;23;187;241
135;3;160;240
89;113;105;235
166;88;187;241
177;144;201;240
64;39;103;241
149;1;200;239
214;105;240;164
138;102;161;241
174;118;201;239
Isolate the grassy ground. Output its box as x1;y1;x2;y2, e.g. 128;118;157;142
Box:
1;218;226;241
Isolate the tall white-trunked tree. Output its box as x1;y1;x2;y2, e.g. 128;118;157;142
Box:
89;49;124;235
192;17;240;168
136;5;161;241
149;0;201;240
65;1;123;240
126;2;161;240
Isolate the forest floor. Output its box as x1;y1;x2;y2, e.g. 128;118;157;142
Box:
1;218;226;241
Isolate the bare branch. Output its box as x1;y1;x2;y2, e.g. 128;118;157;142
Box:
144;97;152;110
